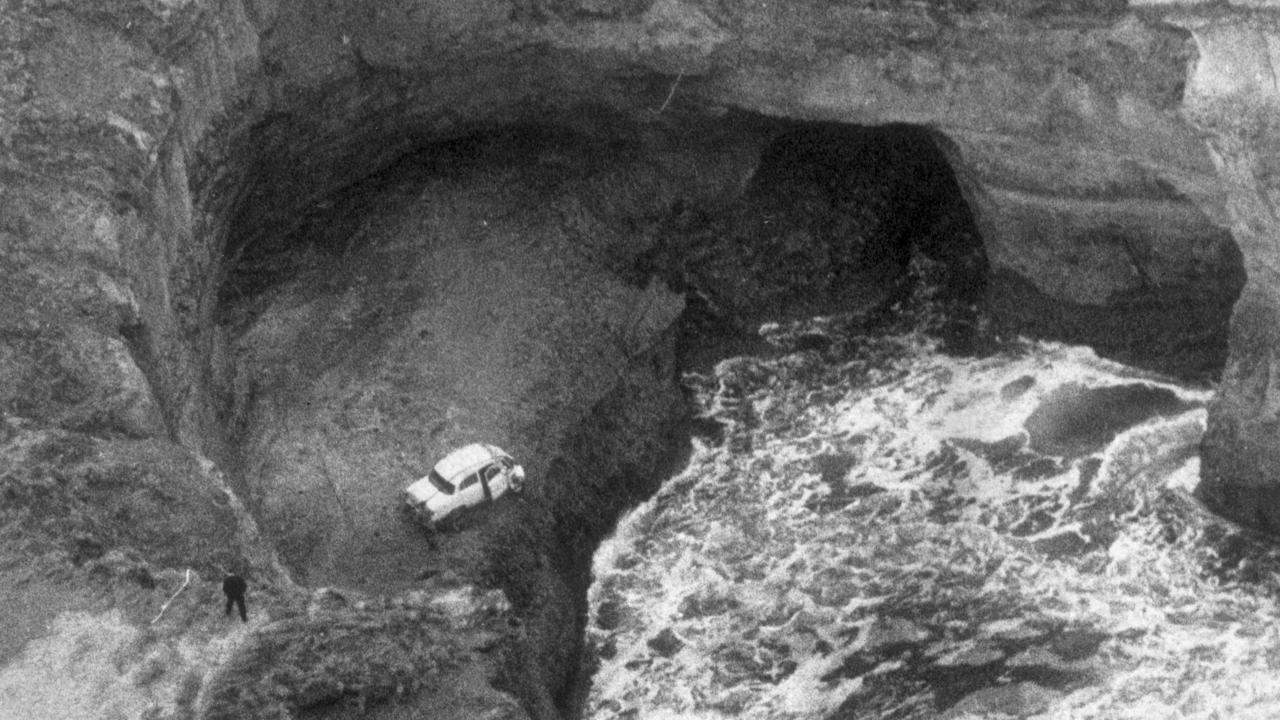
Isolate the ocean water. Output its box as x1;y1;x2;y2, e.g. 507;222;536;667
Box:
585;331;1280;720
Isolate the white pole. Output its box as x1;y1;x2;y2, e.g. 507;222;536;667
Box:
151;568;192;625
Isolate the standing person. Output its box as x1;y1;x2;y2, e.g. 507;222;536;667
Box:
222;574;248;622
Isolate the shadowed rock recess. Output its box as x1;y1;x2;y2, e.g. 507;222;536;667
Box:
0;0;1276;718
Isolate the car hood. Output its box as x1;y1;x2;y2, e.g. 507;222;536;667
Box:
404;476;450;511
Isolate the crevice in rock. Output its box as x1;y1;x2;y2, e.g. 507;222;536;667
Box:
117;321;179;443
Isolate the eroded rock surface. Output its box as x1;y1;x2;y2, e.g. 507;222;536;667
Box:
1174;9;1280;537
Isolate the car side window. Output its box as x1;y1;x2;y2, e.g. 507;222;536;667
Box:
483;464;502;482
459;473;480;490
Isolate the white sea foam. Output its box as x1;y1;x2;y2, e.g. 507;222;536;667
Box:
586;337;1277;720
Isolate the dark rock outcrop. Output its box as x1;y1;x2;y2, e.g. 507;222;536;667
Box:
1176;11;1280;538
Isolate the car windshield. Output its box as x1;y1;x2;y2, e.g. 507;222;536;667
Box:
427;470;454;495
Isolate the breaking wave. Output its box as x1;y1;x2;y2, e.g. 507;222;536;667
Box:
586;330;1280;719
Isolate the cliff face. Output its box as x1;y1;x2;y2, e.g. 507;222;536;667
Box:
0;1;1277;718
0;0;1255;444
1179;10;1280;537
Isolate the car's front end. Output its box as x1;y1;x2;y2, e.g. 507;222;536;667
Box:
403;469;453;527
403;495;434;528
403;495;434;526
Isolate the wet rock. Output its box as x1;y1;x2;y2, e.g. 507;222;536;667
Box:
1000;375;1037;402
979;618;1048;645
595;599;625;631
925;444;970;481
807;479;888;514
1072;457;1104;502
1006;644;1096;686
933;642;1007;668
1047;627;1110;661
950;435;1028;469
812;452;859;485
1032;530;1093;559
863;617;932;653
1012;456;1068;481
1024;382;1194;457
646;628;684;658
712;640;796;684
708;687;753;714
595;637;618;660
678;591;740;619
1201;288;1280;536
1008;507;1058;538
943;681;1064;719
805;452;878;513
1181;13;1280;535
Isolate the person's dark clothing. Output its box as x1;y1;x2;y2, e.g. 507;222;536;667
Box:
223;574;248;622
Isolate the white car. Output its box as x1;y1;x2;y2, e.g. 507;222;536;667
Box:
403;443;526;528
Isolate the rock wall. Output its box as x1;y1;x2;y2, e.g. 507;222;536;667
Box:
1172;8;1280;536
0;1;1252;472
688;2;1243;376
0;2;281;666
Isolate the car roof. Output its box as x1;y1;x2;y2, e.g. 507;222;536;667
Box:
432;443;511;481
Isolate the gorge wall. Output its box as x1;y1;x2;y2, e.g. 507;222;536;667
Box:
1;0;1279;718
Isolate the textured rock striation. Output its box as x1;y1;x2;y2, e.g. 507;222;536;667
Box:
0;0;1251;433
2;0;1280;717
1174;8;1280;537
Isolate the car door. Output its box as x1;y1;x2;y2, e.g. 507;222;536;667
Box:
481;463;504;498
456;472;487;509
